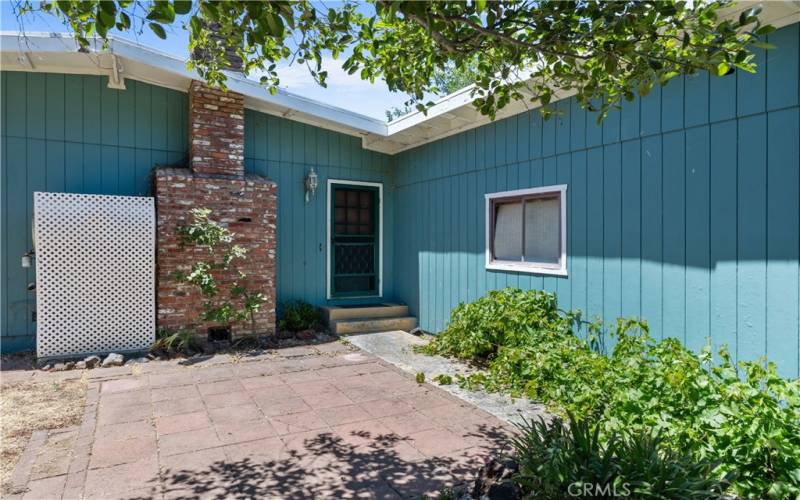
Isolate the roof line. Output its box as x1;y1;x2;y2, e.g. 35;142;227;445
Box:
0;31;389;135
2;2;798;153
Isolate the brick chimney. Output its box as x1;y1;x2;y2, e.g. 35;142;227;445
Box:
188;81;245;177
153;80;277;341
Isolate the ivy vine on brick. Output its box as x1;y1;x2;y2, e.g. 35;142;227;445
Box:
174;208;266;336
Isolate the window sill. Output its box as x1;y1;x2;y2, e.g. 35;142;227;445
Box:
486;261;568;277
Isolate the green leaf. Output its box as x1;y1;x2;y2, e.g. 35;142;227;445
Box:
716;62;730;77
148;22;167;39
97;10;115;30
118;12;131;29
753;41;777;50
147;5;174;24
638;79;653;97
99;1;116;15
265;12;285;38
173;0;192;15
95;20;108;38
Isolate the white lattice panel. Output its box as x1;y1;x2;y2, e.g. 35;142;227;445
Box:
34;192;155;358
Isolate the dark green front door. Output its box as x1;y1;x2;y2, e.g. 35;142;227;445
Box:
330;184;379;297
330;184;381;297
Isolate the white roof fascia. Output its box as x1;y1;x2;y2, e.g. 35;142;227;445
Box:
385;84;477;135
110;35;389;137
0;32;387;138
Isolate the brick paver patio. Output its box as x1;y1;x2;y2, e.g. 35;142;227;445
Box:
8;343;514;499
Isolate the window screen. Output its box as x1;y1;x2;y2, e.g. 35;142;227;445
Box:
493;202;523;261
524;197;560;264
487;185;566;274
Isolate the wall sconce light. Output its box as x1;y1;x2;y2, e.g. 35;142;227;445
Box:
304;167;318;204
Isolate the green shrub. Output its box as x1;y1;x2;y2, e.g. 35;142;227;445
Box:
419;288;569;360
511;413;727;499
422;288;800;498
433;374;453;385
150;328;200;356
277;300;321;332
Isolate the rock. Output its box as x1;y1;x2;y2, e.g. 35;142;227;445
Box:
468;458;521;499
277;330;294;340
75;361;86;370
36;358;51;369
64;361;75;370
84;355;101;369
39;364;52;372
295;329;316;341
51;363;67;372
125;357;149;365
101;353;124;368
486;481;517;500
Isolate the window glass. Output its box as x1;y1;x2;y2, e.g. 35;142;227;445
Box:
493;202;523;261
486;185;566;274
523;197;560;264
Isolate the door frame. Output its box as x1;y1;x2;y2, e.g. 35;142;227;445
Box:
326;179;384;300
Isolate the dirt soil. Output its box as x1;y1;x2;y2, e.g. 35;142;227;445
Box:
0;374;87;493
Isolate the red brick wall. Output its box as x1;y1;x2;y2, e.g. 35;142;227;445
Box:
154;81;277;339
188;81;245;177
154;169;277;337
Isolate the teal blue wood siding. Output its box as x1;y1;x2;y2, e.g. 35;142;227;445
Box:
244;109;395;308
1;72;188;352
393;23;800;377
1;72;395;353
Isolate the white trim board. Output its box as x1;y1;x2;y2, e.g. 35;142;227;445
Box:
326;179;384;300
485;184;568;277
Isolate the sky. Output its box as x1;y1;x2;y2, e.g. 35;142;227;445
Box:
0;2;413;120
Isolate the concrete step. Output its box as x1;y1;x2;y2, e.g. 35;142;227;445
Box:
322;303;409;322
329;316;418;335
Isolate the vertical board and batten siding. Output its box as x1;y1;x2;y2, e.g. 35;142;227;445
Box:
0;70;393;353
1;72;188;352
393;23;800;378
243;108;395;308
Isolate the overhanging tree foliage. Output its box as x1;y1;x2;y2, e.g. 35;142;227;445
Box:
13;1;773;121
386;61;481;121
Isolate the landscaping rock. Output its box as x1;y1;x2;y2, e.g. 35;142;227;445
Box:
486;480;518;500
295;329;316;341
39;364;52;372
466;458;521;499
51;363;67;372
101;353;125;368
75;361;86;370
64;361;75;370
84;355;101;369
125;357;149;365
277;330;294;340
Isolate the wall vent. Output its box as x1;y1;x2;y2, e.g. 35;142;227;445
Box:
34;192;155;358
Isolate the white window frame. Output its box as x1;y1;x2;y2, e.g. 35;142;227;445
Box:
326;179;384;300
485;184;568;276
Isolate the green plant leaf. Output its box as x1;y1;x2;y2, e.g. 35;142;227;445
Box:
173;1;192;15
149;22;167;39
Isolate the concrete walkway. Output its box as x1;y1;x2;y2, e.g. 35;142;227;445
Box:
346;331;550;426
8;341;515;499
